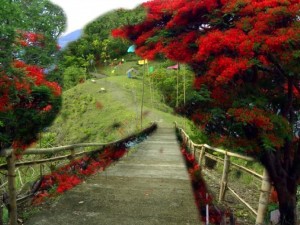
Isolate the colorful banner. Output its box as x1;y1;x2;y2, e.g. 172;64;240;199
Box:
138;59;148;65
127;45;136;53
149;66;154;73
167;64;179;70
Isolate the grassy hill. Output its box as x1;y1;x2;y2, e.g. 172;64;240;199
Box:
39;61;198;147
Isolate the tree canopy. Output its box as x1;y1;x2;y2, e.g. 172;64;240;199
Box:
0;0;66;155
113;0;300;224
61;7;146;71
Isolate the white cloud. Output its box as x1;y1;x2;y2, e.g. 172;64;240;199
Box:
50;0;147;35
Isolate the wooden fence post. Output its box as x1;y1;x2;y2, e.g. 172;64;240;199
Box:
198;146;205;166
70;148;75;161
219;153;230;202
255;169;271;225
7;154;17;225
191;142;196;156
0;195;3;225
180;129;184;141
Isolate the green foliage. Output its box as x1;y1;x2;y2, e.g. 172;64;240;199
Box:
63;66;87;90
2;207;8;224
0;0;19;72
16;0;66;67
150;65;195;108
0;0;66;152
60;6;146;79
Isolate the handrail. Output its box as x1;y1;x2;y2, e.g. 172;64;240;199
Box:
174;122;271;224
0;122;158;225
0;123;157;170
0;134;149;157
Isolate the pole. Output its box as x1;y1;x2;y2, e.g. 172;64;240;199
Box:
7;154;17;225
183;67;186;105
183;68;186;129
255;169;271;225
176;63;179;107
219;153;230;202
148;63;154;108
141;60;146;129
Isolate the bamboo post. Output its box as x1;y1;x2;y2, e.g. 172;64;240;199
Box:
0;195;3;225
183;68;186;106
183;69;186;130
255;169;271;225
7;154;17;225
219;153;230;202
70;148;75;161
39;164;43;178
190;142;196;156
148;63;154;108
198;146;205;166
176;64;179;107
141;60;146;129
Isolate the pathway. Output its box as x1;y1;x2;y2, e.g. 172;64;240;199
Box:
25;126;201;225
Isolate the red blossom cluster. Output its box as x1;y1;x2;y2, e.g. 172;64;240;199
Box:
16;31;45;47
113;0;300;85
1;66;51;111
0;60;61;113
32;147;127;205
13;60;61;96
114;1;300;222
0;60;62;155
228;107;273;131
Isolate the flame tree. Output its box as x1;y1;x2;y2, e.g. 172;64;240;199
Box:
113;0;300;224
0;0;66;154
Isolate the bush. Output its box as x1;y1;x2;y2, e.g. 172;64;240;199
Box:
63;66;87;90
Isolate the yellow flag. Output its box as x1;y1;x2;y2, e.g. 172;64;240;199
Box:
138;59;148;65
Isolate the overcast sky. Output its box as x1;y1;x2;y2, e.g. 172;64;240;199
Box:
50;0;148;35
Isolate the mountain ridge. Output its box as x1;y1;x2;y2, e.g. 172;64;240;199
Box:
58;29;82;49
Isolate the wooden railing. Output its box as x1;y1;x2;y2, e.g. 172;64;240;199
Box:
175;122;271;225
0;123;157;225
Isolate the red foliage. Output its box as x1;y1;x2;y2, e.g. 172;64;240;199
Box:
16;31;45;47
114;1;300;222
32;146;128;204
0;60;62;155
228;108;274;131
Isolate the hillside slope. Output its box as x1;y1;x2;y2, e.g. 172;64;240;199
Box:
41;74;192;147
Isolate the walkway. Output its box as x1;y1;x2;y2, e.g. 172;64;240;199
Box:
25;126;200;225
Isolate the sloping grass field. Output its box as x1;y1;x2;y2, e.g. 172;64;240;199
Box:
40;61;197;147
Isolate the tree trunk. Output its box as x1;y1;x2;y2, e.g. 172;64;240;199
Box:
274;180;297;225
260;146;300;225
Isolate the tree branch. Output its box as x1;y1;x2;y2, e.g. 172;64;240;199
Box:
266;54;287;78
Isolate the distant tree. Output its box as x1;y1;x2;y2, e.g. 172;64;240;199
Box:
113;0;300;224
61;7;146;72
15;0;66;67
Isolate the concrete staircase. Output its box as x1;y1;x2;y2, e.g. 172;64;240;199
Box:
25;126;200;225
